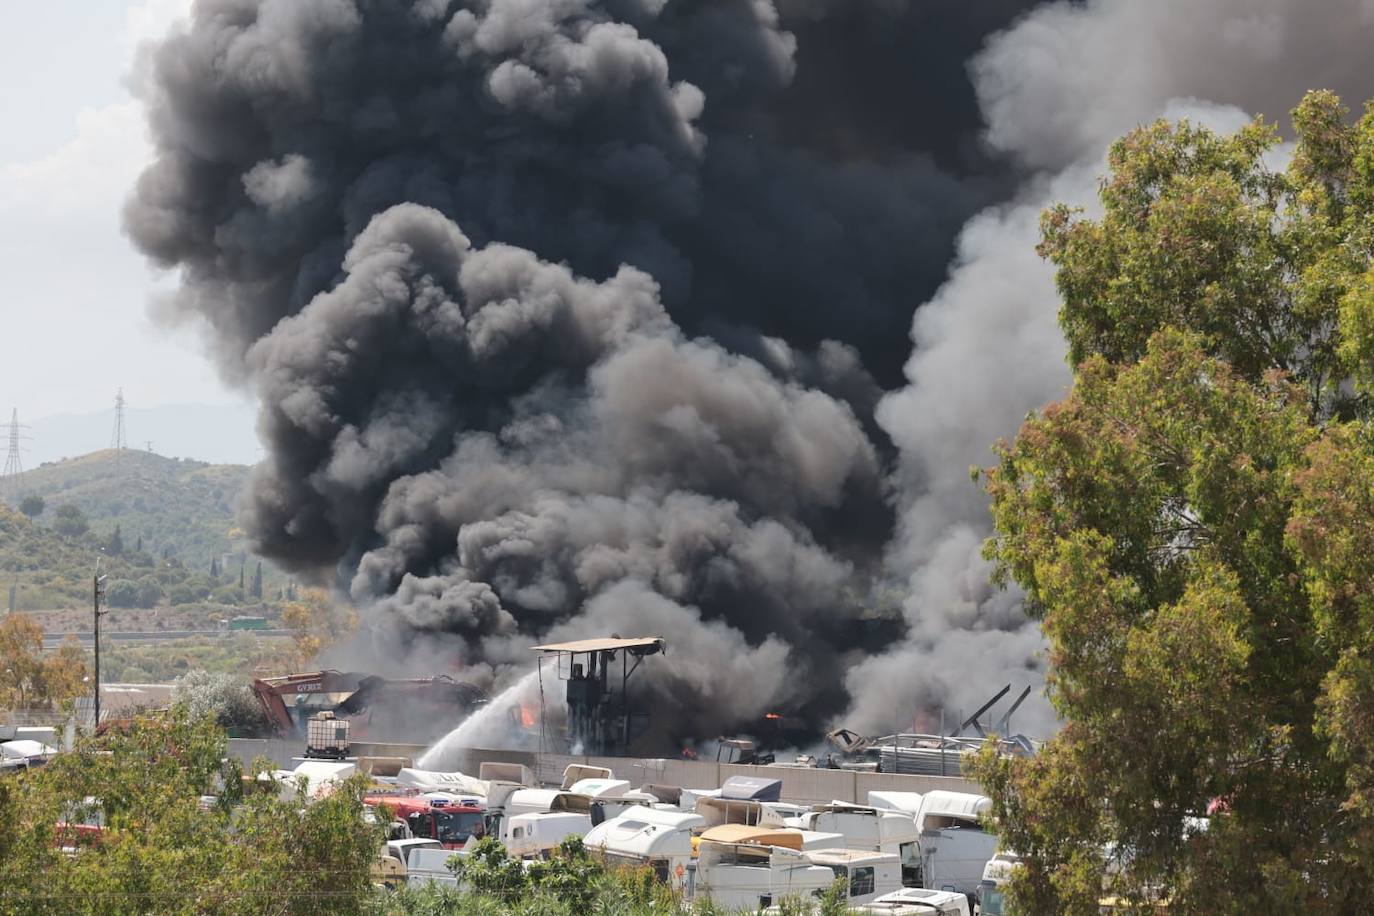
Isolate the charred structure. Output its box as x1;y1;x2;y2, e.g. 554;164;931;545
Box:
252;670;488;745
534;636;665;757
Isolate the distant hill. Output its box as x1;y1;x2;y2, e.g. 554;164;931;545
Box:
1;449;288;608
26;402;260;467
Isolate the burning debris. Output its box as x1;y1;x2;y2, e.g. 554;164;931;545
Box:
251;670;488;745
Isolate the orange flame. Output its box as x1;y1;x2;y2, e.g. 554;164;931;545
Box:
520;704;537;728
764;712;782;720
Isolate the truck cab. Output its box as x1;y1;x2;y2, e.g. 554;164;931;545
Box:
366;796;486;849
695;840;837;910
803;849;904;906
504;811;594;858
787;803;921;883
974;851;1019;915
584;807;705;896
859;887;973;915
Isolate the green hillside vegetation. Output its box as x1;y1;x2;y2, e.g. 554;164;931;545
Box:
3;448;289;604
102;634;292;683
0;503;187;611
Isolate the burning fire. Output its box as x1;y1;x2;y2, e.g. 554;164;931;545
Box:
520;704;537;728
764;712;781;720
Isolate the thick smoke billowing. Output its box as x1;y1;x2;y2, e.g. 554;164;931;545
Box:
846;0;1374;735
125;0;1038;742
125;0;1374;746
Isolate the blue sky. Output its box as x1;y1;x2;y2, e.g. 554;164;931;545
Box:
0;0;254;437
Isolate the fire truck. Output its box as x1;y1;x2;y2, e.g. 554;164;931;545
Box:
365;795;487;849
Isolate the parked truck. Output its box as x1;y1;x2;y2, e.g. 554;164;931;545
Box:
695;840;836;911
584;807;705;896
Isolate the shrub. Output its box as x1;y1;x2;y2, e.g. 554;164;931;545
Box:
52;503;88;537
105;578;140;608
171;669;267;733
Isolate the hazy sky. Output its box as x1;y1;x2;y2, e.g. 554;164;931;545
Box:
0;0;248;425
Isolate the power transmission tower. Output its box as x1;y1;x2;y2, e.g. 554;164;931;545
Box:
1;408;30;502
110;388;127;459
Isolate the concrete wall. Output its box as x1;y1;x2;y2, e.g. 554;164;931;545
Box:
227;737;308;770
227;739;983;800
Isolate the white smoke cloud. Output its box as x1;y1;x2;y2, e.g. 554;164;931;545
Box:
847;0;1374;738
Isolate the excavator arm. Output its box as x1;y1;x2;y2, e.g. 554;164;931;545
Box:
252;671;488;738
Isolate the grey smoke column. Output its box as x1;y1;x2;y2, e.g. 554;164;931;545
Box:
845;0;1374;736
124;0;1042;740
244;200;883;729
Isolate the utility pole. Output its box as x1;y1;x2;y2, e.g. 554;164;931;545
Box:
93;567;107;729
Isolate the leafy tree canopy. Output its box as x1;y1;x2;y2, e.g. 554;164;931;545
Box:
0;613;87;711
978;91;1374;912
51;504;88;538
0;712;381;915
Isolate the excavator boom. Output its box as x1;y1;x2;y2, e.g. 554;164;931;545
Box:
251;671;488;741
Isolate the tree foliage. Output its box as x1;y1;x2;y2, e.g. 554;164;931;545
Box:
412;835;778;916
52;504;88;538
282;589;357;668
979;91;1374;911
0;712;381;915
170;669;268;733
0;613;87;711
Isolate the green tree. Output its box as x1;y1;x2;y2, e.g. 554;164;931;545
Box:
0;614;87;710
52;503;88;537
171;669;267;733
108;524;124;555
979;91;1374;912
0;711;382;915
104;579;140;610
134;576;164;609
448;836;683;912
18;495;43;518
210;556;219;578
251;561;263;600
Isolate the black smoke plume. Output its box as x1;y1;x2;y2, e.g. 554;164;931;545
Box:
125;0;1045;742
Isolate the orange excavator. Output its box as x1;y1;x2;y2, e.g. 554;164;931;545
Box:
251;671;487;744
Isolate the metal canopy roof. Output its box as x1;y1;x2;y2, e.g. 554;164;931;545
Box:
531;636;665;654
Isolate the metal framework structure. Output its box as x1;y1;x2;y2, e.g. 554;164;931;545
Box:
110;388;127;456
533;636;666;757
1;408;30;500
